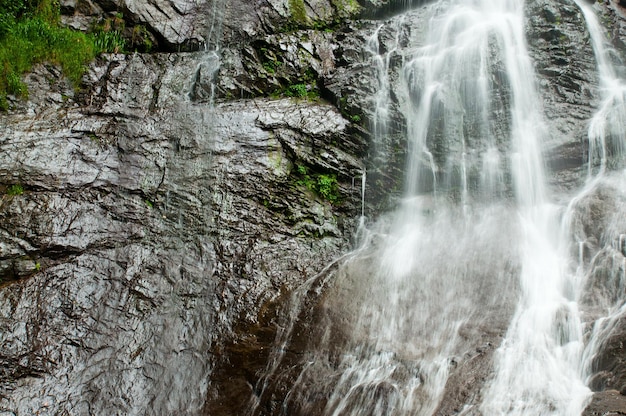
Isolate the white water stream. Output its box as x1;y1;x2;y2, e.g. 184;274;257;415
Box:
255;0;626;414
573;0;626;399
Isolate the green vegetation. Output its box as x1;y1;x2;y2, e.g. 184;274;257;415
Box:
6;184;24;195
317;174;338;203
130;24;152;52
270;82;319;101
257;41;320;101
0;0;126;110
294;164;340;204
285;83;308;98
296;164;316;190
277;0;360;33
288;0;307;24
94;30;125;54
259;46;281;74
262;60;279;74
92;13;126;53
282;67;320;100
337;97;365;124
331;0;361;16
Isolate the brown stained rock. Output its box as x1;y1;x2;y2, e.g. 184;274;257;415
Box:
583;390;626;415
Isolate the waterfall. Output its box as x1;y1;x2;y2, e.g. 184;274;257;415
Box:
250;0;626;414
397;1;591;413
571;0;626;398
574;1;626;176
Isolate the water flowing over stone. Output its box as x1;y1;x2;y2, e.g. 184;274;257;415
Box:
570;1;626;413
240;1;626;415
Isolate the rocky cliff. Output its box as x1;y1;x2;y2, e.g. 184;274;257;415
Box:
0;0;625;414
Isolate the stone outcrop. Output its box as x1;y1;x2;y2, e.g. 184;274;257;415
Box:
0;46;363;414
527;0;599;192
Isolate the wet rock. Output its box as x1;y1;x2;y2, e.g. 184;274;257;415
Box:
109;0;214;49
587;319;626;394
594;0;626;63
583;390;626;415
0;50;362;415
358;0;434;19
433;340;501;416
569;176;626;415
565;177;626;314
526;0;599;192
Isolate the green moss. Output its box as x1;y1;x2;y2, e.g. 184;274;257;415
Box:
331;0;361;16
294;164;340;204
288;0;307;24
6;184;24;195
130;25;152;52
270;82;319;101
262;60;280;74
285;83;307;98
298;176;316;191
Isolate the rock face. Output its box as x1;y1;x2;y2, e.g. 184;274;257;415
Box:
1;0;626;414
0;49;363;415
527;0;599;192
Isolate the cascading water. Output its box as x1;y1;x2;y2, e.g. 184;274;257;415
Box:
250;0;626;414
574;1;626;177
571;0;626;398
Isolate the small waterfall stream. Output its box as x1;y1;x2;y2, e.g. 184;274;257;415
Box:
250;0;626;414
572;0;626;397
574;0;626;176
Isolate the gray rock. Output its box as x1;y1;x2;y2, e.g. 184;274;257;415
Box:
0;49;362;415
583;390;626;415
118;0;213;49
526;0;599;193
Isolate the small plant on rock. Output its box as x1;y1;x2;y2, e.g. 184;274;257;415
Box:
317;174;339;203
294;164;340;204
285;83;308;98
6;184;24;195
288;0;308;24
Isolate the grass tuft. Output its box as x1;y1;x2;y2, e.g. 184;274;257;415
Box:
0;0;126;109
